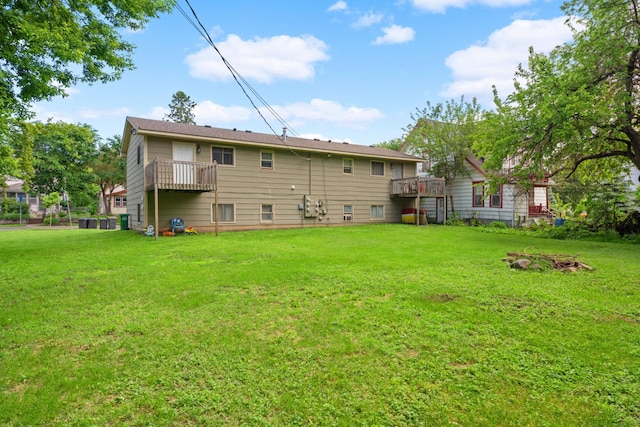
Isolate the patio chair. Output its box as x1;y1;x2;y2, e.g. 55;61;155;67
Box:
170;217;186;235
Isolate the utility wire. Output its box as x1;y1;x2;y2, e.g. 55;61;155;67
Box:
177;1;311;161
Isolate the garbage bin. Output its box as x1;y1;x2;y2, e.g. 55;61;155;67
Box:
107;217;116;229
554;218;565;227
119;213;130;230
78;218;88;229
99;218;107;229
87;218;98;229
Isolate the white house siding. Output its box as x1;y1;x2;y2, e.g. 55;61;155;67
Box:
445;166;519;226
140;136;415;232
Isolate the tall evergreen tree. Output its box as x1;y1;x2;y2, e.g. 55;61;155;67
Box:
165;91;197;124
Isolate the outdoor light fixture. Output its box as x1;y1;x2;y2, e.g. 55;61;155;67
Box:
196;143;201;154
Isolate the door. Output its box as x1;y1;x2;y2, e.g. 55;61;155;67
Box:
173;143;195;185
436;197;445;224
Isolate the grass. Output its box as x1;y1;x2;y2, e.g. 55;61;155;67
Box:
0;224;638;426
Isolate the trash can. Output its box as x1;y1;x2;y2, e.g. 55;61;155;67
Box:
119;213;130;230
87;218;98;229
554;218;565;227
99;218;107;229
107;217;116;229
78;218;88;229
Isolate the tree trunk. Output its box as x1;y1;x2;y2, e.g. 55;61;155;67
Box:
448;179;456;213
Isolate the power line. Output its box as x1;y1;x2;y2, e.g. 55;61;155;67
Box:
176;1;311;161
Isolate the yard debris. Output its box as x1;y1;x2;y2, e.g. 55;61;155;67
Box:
504;251;593;272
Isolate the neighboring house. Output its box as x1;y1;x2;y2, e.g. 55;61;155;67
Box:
99;185;127;216
403;120;553;227
0;178;41;215
120;117;445;233
421;154;553;227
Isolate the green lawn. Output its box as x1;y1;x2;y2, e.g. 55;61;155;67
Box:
1;225;638;426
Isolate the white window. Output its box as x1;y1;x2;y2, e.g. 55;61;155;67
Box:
114;196;126;207
472;182;484;207
261;204;274;223
343;205;353;221
343;158;354;175
490;186;503;208
371;161;385;176
261;150;274;170
212;203;235;223
212;146;234;166
370;205;384;220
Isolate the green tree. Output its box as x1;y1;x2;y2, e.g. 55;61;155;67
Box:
0;0;173;121
0;0;174;173
477;0;640;186
403;97;482;213
375;138;404;151
95;135;127;215
42;192;60;226
165;91;197;124
27;121;100;209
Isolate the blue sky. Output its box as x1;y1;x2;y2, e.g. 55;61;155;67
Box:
34;0;573;146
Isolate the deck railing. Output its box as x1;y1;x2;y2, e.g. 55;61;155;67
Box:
528;204;554;218
145;159;217;191
391;177;446;197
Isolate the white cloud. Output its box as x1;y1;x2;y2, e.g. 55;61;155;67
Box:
352;11;384;28
441;17;573;105
185;34;330;83
268;98;384;129
411;0;531;13
328;1;348;12
372;25;416;45
194;100;252;124
148;106;169;120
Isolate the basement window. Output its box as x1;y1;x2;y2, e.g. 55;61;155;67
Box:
212;203;235;223
261;204;274;223
370;205;384;220
343;205;353;221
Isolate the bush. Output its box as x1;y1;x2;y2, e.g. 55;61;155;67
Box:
488;221;508;229
0;213;21;221
1;198;28;215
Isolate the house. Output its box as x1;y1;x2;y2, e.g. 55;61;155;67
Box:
99;185;127;216
120;117;445;234
0;178;41;215
419;154;553;227
403;119;553;227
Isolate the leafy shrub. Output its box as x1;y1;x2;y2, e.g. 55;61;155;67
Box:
488;221;508;228
1;199;28;215
1;213;21;221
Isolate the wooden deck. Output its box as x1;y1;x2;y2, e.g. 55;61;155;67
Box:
145;159;217;191
391;177;446;198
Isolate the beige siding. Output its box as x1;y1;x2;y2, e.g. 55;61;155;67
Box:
141;137;418;232
125;134;145;231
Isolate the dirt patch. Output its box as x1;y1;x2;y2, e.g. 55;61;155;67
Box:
425;293;458;303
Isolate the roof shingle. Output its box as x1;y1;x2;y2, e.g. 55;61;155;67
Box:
123;117;420;162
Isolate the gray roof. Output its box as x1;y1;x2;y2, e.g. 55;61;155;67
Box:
122;117;420;162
